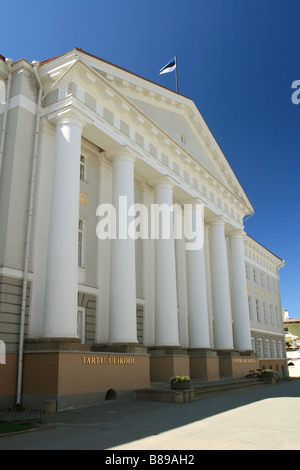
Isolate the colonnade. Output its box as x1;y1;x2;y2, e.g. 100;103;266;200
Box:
41;111;252;353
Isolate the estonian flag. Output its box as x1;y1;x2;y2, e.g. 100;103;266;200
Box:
159;57;176;75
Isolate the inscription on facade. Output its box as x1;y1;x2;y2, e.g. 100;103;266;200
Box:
81;355;136;365
232;358;258;364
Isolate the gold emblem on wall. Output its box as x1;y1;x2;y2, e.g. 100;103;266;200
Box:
80;192;88;206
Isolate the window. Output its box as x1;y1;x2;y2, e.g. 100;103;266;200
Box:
260;273;265;286
80;155;86;181
265;339;271;358
263;302;268;323
253;268;258;283
77;307;85;343
276;306;280;326
267;276;271;289
251;337;256;352
278;341;283;358
270;305;274;325
78;218;85;267
248;296;253;320
245;265;250;279
258;339;263;358
256;299;261;322
272;340;277;358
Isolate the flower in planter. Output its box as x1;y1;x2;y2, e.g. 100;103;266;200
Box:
261;368;273;374
170;375;191;383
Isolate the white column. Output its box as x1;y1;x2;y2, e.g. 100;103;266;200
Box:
95;154;113;344
186;204;211;349
43;113;84;338
230;230;252;351
109;149;137;344
210;216;234;350
174;204;189;348
204;224;214;348
153;178;179;347
142;184;155;346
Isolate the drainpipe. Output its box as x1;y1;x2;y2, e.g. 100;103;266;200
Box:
0;58;13;179
16;61;42;406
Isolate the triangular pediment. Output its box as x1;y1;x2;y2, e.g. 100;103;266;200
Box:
39;48;254;213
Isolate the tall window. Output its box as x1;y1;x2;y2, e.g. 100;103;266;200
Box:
245;264;250;279
248;296;253;320
263;302;268;323
275;306;280;326
258;339;263;358
253;268;258;283
270;305;274;325
77;307;85;344
256;299;261;322
265;339;271;358
272;340;277;358
78;218;84;267
80;155;86;181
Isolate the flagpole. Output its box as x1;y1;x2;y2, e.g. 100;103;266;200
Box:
175;55;178;93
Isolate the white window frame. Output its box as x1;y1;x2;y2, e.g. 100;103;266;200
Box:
80;154;87;182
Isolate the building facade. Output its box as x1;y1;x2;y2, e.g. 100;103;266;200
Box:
0;49;287;410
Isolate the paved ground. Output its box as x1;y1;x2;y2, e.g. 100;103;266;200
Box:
0;380;299;451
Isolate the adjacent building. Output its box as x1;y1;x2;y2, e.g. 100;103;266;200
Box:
0;49;287;410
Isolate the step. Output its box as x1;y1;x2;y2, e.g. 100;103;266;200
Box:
135;378;267;403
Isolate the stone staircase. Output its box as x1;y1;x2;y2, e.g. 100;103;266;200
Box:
135;377;269;404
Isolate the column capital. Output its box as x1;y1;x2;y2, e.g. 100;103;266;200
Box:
46;106;92;130
110;145;138;164
210;215;226;227
229;228;246;240
147;174;176;190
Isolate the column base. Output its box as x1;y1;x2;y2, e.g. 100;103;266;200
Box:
24;338;88;351
188;349;220;381
91;343;147;354
149;347;190;382
217;350;260;378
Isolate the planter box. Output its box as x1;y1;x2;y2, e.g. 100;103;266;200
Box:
171;381;191;390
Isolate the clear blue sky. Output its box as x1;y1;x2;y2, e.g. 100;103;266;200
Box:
1;0;299;317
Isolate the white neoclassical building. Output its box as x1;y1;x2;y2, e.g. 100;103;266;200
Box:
0;49;287;410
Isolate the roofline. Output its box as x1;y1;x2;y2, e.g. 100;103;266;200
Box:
245;234;285;264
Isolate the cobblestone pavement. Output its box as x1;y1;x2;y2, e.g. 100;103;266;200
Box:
0;379;299;451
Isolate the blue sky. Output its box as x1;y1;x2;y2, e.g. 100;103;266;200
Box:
1;0;299;317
